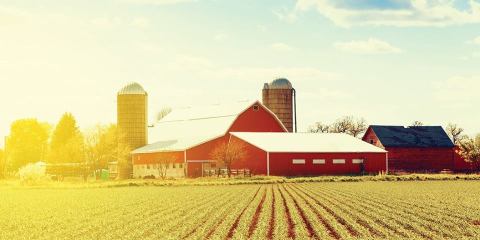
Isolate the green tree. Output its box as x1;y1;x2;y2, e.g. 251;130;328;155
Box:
85;124;131;178
5;119;50;171
48;113;85;164
457;134;480;170
0;148;5;178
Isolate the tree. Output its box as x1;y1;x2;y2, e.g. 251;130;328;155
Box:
457;134;480;170
411;121;424;127
0;148;5;179
446;123;464;145
329;116;368;137
308;122;330;133
156;107;172;122
48;113;85;164
85;124;131;178
348;118;368;137
330;116;353;134
210;140;247;178
156;154;178;179
113;126;132;179
6;119;50;171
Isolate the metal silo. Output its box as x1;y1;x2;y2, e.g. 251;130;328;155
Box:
117;82;148;177
262;78;297;132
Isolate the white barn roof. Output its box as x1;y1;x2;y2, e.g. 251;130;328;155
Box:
231;132;387;153
133;101;264;154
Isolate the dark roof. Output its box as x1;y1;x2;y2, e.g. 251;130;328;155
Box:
368;125;454;148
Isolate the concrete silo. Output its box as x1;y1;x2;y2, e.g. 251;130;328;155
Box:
117;82;148;177
262;78;297;132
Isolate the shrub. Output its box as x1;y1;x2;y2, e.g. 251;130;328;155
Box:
17;162;47;185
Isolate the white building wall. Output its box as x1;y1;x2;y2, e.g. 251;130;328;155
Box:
133;163;185;179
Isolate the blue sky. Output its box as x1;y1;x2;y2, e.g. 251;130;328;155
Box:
1;0;480;147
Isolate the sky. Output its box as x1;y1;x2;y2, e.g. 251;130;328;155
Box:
1;0;480;147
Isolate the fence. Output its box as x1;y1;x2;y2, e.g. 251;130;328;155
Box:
203;168;252;177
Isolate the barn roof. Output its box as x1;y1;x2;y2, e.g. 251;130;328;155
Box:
132;101;285;154
368;125;454;148
231;132;387;153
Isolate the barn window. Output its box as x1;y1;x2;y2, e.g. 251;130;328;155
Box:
313;159;325;164
352;159;364;164
253;105;259;111
292;159;305;164
370;139;375;144
333;159;345;164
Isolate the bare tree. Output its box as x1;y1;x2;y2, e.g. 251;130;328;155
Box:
156;107;172;122
308;122;330;133
330;116;354;134
446;123;464;145
457;134;480;171
349;118;368;137
156;154;177;179
210;140;246;178
411;121;424;127
310;116;368;138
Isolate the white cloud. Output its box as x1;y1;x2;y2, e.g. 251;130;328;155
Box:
213;33;228;42
334;38;401;54
286;0;480;27
271;42;294;52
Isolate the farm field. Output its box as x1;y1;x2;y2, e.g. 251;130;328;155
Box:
1;181;480;239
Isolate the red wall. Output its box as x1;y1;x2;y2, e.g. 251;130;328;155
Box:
268;152;386;176
453;146;474;172
228;103;287;133
362;128;384;148
132;151;184;165
233;136;387;176
230;135;268;175
386;147;454;172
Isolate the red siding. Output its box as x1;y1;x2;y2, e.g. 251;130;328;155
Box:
233;136;387;176
386;147;454;172
132;151;184;165
363;127;456;172
268;152;386;176
230;135;268;175
228;103;287;133
362;128;384;148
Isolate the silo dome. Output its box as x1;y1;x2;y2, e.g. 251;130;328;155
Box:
265;78;293;89
118;82;147;95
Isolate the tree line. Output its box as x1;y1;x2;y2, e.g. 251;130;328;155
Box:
0;113;131;179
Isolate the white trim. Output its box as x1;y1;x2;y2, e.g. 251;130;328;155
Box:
267;152;270;176
333;159;346;164
292;159;306;164
352;159;364;164
313;159;325;164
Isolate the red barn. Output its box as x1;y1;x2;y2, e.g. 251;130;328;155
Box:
131;101;387;178
362;125;455;172
230;132;387;176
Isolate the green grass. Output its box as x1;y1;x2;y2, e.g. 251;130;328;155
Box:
1;181;480;239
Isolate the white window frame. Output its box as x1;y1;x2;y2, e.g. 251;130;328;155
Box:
332;159;346;164
352;159;364;164
292;159;305;164
312;159;325;165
